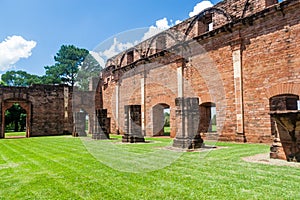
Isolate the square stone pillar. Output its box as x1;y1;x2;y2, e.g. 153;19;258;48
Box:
173;97;203;149
92;109;110;140
74;112;87;137
122;105;145;143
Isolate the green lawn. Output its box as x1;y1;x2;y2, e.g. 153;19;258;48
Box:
164;126;170;136
0;135;299;199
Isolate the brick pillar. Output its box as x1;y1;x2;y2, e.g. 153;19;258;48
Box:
173;97;203;149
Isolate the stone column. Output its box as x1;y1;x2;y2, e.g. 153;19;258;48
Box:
115;84;119;134
177;66;184;98
141;75;146;136
232;47;246;142
173;97;203;149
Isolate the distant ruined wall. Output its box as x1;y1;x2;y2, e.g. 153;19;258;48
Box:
0;84;73;138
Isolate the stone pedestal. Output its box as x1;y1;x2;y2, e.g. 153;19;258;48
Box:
74;112;87;137
173;97;203;149
122;134;145;143
270;137;286;160
92;109;110;140
123;105;145;143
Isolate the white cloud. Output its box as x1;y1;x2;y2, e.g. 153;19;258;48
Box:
101;37;138;58
91;37;139;66
97;1;214;68
0;35;36;71
142;18;173;41
93;18;174;66
189;1;213;17
175;20;182;25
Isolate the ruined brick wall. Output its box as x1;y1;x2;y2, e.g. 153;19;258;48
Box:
0;84;73;138
100;0;300;143
241;0;300;143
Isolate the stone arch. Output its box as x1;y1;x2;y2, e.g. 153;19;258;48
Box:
1;99;32;138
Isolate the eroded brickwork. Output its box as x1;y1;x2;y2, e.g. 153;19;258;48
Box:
0;84;73;138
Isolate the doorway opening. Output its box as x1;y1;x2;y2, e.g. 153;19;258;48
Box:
199;102;217;133
152;103;171;136
4;103;27;138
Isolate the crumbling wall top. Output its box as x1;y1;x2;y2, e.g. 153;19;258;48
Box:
104;0;281;72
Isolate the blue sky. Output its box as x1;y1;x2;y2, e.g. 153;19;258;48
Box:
0;0;222;75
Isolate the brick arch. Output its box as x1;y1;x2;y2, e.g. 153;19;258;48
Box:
145;83;177;109
265;83;300;99
199;94;213;104
184;7;233;40
1;99;32;138
145;30;181;57
119;47;143;67
145;83;177;137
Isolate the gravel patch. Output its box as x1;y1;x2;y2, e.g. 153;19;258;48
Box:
243;153;300;168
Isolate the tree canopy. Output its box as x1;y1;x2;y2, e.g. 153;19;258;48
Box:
0;44;102;90
44;45;89;87
76;53;102;90
1;70;42;86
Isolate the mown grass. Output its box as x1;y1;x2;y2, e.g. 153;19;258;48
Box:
0;135;299;199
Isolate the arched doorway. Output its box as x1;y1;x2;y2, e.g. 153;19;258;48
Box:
1;100;31;138
269;94;300;160
199;102;217;133
152;103;170;136
74;109;92;136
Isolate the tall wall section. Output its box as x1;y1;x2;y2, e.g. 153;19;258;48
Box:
100;0;300;143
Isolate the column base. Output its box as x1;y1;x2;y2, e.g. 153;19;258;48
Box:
122;134;145;143
92;132;110;140
72;131;87;137
173;136;203;149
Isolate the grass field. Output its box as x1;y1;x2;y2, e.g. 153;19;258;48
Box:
0;135;299;199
